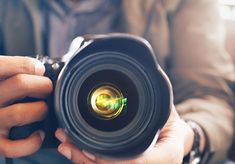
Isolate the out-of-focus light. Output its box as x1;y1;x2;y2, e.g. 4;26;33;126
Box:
220;0;235;5
219;0;235;20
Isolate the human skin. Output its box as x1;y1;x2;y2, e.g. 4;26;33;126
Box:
0;56;52;157
55;105;206;164
0;56;205;163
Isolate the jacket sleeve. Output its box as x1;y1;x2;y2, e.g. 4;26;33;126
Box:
169;0;235;162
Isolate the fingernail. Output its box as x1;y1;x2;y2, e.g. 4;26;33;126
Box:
55;128;66;142
82;150;96;161
38;130;45;141
35;60;45;75
58;145;71;160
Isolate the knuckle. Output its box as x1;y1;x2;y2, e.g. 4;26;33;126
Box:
10;104;24;124
13;74;29;90
20;57;35;74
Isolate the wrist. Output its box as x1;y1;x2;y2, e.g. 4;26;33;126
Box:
184;120;206;156
184;120;195;156
183;120;208;164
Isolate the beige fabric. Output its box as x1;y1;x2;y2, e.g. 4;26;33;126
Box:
122;0;172;66
1;0;234;162
123;0;235;163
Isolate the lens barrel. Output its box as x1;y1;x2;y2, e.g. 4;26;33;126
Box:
54;34;172;159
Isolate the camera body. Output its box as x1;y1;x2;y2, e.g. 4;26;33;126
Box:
10;33;172;159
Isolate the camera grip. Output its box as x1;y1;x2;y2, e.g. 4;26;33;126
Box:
8;96;59;147
8;97;43;140
7;59;64;146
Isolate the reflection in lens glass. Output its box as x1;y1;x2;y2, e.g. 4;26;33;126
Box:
89;85;127;119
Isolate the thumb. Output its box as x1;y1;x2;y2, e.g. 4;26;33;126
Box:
0;56;45;79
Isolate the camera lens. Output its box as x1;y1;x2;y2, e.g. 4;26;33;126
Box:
55;34;171;159
89;85;127;119
77;69;138;132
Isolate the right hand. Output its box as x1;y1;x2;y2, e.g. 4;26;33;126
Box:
0;56;53;158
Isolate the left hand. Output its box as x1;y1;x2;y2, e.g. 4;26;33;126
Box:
55;106;198;164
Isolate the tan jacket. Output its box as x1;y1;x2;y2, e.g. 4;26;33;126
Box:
122;0;235;162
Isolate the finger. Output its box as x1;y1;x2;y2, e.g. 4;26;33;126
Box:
95;146;179;164
55;128;69;143
95;139;182;164
143;142;183;164
0;74;53;106
55;129;96;163
55;130;147;164
95;155;147;164
0;101;48;129
0;56;45;79
0;130;45;158
58;143;95;164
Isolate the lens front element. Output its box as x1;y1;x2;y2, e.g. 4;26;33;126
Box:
89;85;127;119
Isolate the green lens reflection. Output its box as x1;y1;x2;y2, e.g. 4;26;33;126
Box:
89;85;127;119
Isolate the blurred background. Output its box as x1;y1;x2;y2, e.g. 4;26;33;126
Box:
220;1;235;162
219;0;235;63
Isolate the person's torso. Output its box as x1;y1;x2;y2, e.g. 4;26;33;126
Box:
0;0;122;58
0;0;181;163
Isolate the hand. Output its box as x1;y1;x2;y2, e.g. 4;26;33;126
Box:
0;56;53;158
55;106;198;164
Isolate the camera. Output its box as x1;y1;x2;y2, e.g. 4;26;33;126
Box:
9;33;172;159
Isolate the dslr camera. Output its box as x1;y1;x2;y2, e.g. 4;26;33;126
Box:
10;33;172;159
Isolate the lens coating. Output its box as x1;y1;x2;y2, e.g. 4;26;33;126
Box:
89;85;127;119
77;69;138;132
